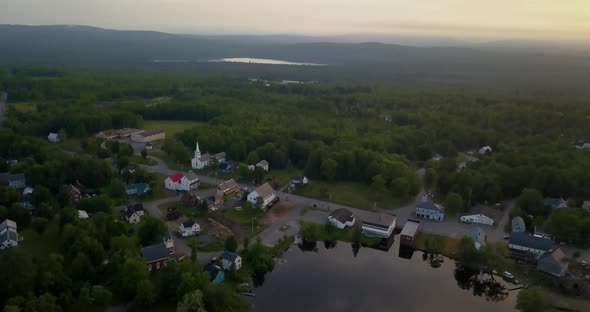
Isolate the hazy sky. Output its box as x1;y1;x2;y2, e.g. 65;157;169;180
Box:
1;0;589;41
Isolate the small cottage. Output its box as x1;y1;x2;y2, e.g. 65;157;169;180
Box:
179;220;200;237
416;201;445;222
511;216;526;233
361;213;396;238
328;208;355;229
256;160;269;172
221;251;242;270
470;227;487;251
0;219;18;249
247;183;276;209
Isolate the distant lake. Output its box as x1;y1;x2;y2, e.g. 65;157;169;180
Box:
251;238;518;312
209;57;326;66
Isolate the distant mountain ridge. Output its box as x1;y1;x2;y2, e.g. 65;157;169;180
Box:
1;24;590;94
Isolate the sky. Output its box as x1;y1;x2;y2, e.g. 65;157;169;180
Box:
1;0;589;42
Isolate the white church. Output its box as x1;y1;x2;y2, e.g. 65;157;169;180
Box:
191;142;226;170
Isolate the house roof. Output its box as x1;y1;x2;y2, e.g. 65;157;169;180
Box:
292;176;305;182
479;207;498;220
416;201;444;213
205;264;223;281
124;209;138;219
544;197;566;208
400;219;420;237
512;217;525;230
213;152;226;160
127;183;149;193
140;243;170;262
509;232;553;252
0;172;25;183
78;210;89;219
0;219;17;231
257;160;269;167
222;251;239;262
185;172;199;182
218;179;239;193
139;129;165;137
127;203;144;213
329;208;355;224
362;213;396;228
253;183;274;199
97;129;118;138
198;153;211;162
182;219;196;228
537;248;568;277
168;173;184;183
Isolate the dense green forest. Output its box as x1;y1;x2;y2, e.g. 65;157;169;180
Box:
2;66;590;310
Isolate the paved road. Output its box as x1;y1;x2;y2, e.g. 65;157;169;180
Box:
0;91;7;124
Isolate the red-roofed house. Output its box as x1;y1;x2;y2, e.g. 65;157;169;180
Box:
165;173;191;191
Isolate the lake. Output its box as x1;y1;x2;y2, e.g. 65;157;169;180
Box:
251;238;518;312
208;57;326;66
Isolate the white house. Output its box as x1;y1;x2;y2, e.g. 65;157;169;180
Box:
125;210;141;224
479;146;492;155
361;213;396;238
185;172;200;190
124;203;144;224
575;142;590;149
328;208;355;229
221;251;242;270
470;227;487;251
179;220;200;237
509;232;554;259
47;132;60;143
0;219;18;249
191;142;226;169
164;173;191;191
291;176;309;187
247;183;276;208
256;160;269;172
460;208;495;226
416;201;445;222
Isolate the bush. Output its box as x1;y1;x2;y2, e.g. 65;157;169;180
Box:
31;217;49;233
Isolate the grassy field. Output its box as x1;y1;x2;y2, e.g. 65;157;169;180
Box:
141;120;198;136
20;223;61;258
293;180;411;210
219;207;265;225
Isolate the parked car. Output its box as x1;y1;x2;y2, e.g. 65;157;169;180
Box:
503;271;514;279
503;235;510;240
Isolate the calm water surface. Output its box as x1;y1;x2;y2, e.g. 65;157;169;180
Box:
209;57;326;66
251;238;518;312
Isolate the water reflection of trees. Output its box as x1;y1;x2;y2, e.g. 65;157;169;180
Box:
422;252;444;268
453;263;508;302
323;240;337;249
298;239;318;252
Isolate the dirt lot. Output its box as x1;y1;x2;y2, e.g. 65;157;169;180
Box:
265;202;295;223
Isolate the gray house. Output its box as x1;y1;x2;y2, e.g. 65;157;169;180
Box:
544;197;567;210
416;201;445;222
0;219;18;249
537;248;568;277
511;216;526;233
0;173;26;189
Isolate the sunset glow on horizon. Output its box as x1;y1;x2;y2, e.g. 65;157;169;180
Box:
1;0;589;42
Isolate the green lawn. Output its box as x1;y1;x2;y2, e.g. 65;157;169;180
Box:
20;223;61;258
293;180;411;210
299;221;381;246
141;120;198;136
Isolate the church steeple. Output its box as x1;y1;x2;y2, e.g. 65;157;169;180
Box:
195;142;201;159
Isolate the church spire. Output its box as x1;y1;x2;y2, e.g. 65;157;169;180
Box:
195;142;201;159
